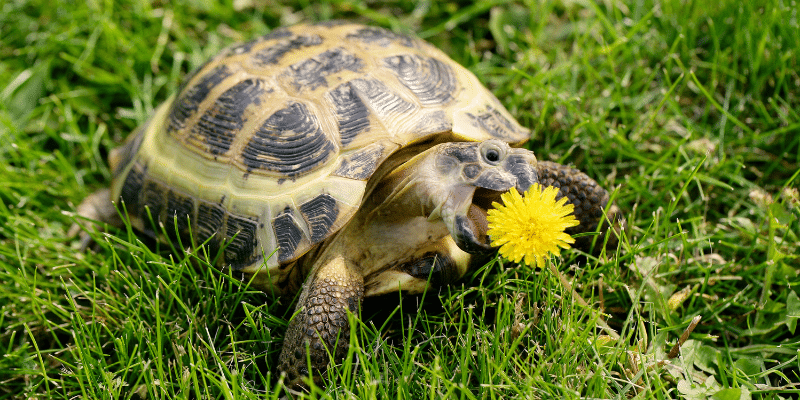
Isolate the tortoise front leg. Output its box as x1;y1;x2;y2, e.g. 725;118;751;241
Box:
278;255;364;388
536;161;622;252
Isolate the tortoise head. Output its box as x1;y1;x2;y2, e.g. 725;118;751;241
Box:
373;139;538;255
430;140;538;254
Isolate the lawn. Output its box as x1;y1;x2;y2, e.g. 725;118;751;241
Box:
1;0;798;398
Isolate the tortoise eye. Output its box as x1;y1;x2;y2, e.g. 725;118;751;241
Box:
485;149;500;162
479;141;506;165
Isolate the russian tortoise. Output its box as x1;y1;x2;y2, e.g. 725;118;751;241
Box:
75;22;616;387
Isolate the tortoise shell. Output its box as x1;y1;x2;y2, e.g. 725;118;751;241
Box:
109;22;529;287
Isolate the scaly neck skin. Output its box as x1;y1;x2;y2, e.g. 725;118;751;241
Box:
306;146;461;280
365;145;471;223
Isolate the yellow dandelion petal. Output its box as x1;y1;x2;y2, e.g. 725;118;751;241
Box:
486;183;580;268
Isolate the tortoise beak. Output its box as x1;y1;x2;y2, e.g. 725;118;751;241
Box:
451;202;493;254
505;149;538;194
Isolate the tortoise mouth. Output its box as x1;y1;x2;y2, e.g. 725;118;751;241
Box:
472;187;504;212
463;187;508;251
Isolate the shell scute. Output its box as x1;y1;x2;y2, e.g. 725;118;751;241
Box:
250;34;323;67
345;26;417;48
273;207;305;263
164;190;195;236
466;106;521;142
169;64;234;134
283;47;364;92
327;81;372;146
230;28;293;55
196;201;226;257
140;180;167;234
299;193;340;244
349;78;417;119
260;27;293;41
225;214;261;268
332;143;388;180
119;162;146;217
383;54;457;106
239;101;336;177
189;78;268;155
409;110;452;137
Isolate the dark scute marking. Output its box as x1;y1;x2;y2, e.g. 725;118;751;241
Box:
333;145;384;180
288;48;364;91
273;208;303;263
468;106;518;140
383;54;457;106
346;26;416;48
327;82;371;145
139;180;167;235
261;28;293;40
168;65;233;133
225;214;260;268
349;78;415;116
504;154;537;193
173;59;213;103
196;202;226;259
400;252;457;286
462;163;481;179
242;102;335;177
119;163;146;217
228;28;294;55
299;194;339;244
190;78;267;155
164;190;195;239
251;34;323;67
442;143;479;163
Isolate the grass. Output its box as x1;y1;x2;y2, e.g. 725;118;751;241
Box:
1;0;798;398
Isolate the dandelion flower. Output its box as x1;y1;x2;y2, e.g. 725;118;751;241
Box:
486;183;580;268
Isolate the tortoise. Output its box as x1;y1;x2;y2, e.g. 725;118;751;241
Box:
74;21;617;387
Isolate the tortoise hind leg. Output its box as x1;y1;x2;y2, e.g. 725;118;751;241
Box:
68;188;123;249
279;255;364;389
